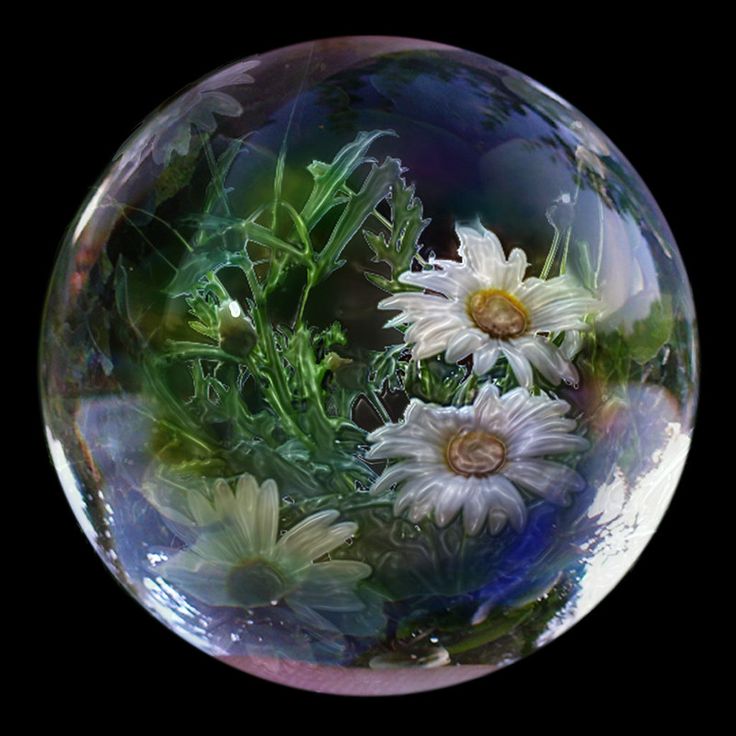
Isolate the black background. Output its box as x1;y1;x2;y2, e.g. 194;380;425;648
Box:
22;7;716;724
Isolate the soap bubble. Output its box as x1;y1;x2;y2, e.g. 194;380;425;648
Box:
39;36;698;696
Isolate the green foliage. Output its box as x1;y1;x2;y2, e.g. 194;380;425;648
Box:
404;357;468;405
582;296;675;389
364;177;430;293
316;156;402;282
627;296;674;364
185;291;219;341
301;129;397;229
369;343;407;394
126;129;425;502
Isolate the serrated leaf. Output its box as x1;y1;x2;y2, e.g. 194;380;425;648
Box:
317;156;402;282
365;175;430;283
188;320;218;340
166;248;249;296
627;296;674;364
301;129;397;230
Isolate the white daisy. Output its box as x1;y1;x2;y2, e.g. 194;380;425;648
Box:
378;221;599;388
156;473;371;619
366;383;588;536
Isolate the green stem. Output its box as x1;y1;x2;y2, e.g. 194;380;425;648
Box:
293;273;315;330
366;389;392;423
159;342;245;363
240;221;306;261
340;183;392;230
252;309;316;450
344;498;394;512
560;172;583;275
594;191;605;290
540;226;561;280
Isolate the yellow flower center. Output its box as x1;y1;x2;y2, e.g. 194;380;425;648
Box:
446;430;506;477
467;289;528;339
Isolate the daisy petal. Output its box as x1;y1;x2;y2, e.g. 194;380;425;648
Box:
275;510;342;564
487;509;509;535
503;459;586;505
157;555;234;606
471;342;502;375
432;476;468;527
501;345;534;388
462;482;490;536
369;461;417;495
399;264;481;299
508;431;590;458
445;328;488;362
517;338;579;387
483;475;528;532
456;222;507;278
234;474;279;553
291;561;371;611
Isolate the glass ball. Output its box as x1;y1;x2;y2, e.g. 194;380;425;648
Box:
39;36;699;696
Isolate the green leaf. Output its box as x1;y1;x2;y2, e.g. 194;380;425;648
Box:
192;137;246;248
568;238;596;291
627;296;674;364
301;129;397;229
185;291;219;341
369;343;407;393
166;249;249;297
364;175;430;290
404;357;468;405
316;156;402;282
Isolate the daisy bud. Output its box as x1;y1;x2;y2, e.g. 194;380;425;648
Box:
217;298;257;358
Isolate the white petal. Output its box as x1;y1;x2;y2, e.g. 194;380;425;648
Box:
302;559;372;585
405;314;461;345
501;344;534;388
234;474;279;553
291;560;372;611
517;338;579;387
508;431;589;459
497;388;573;439
445;328;488;362
473;380;502;406
471;342;502;375
482;475;528;532
432;476;469;527
275;509;345;567
399;263;481;299
502;459;586;505
406;489;441;524
560;329;584;360
287;586;365;613
456;222;507;278
503;248;530;290
369;462;416;495
394;476;447;515
462;482;491;536
366;436;443;463
157;554;235;606
487;509;509;535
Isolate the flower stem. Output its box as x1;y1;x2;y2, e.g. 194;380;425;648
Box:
540;226;561;280
594;191;605;290
367;389;392;423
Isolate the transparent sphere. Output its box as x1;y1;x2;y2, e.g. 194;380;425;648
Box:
40;37;699;696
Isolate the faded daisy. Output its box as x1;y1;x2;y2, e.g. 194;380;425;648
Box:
156;473;371;622
366;383;588;536
378;221;599;388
